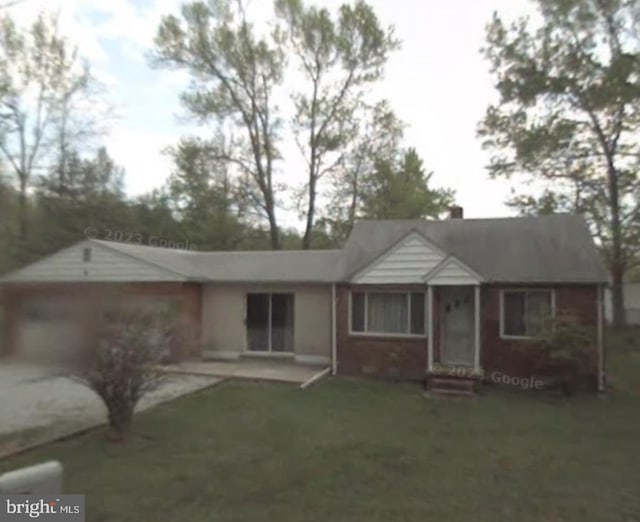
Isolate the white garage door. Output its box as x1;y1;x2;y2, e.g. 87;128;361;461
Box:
17;297;85;364
17;295;181;363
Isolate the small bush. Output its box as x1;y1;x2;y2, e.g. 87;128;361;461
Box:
524;309;597;395
69;309;178;442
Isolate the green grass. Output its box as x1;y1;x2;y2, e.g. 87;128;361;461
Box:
2;331;640;522
0;426;52;457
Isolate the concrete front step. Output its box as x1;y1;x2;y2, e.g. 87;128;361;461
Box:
427;387;476;399
426;375;479;398
429;376;476;388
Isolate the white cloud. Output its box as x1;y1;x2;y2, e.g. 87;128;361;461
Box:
107;128;176;196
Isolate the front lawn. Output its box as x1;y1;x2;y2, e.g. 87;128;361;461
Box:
2;332;640;522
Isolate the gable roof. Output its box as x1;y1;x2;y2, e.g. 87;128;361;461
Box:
0;214;609;285
423;255;484;284
350;231;447;284
339;214;608;283
0;240;190;283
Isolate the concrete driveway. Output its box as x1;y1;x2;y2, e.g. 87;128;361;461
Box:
0;362;221;456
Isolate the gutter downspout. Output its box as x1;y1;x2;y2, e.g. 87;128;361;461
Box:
300;367;331;390
597;283;605;393
331;283;337;376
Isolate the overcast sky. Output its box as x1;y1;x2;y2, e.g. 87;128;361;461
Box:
8;0;538;227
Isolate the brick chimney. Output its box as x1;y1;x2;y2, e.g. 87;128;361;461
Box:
449;205;463;219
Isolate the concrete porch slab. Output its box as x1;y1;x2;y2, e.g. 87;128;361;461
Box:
161;359;328;384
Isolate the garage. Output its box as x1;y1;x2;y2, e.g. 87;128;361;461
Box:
17;296;86;363
0;239;201;360
11;292;186;364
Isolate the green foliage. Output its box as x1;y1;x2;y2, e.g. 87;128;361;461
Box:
166;137;248;250
323;99;406;242
361;148;455;220
151;0;285;248
0;12;102;262
275;0;400;248
478;0;640;326
522;309;598;394
151;0;410;250
26;147;129;263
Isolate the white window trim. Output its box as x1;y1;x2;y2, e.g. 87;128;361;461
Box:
348;290;427;338
499;288;556;340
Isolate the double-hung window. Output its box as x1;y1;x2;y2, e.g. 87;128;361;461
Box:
500;289;554;338
350;291;425;336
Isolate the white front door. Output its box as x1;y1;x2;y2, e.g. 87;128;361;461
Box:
440;286;475;366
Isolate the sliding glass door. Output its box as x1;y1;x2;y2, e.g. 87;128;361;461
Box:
246;293;294;353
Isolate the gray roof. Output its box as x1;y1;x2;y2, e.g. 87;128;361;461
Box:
0;214;608;284
339;214;609;283
95;240;342;283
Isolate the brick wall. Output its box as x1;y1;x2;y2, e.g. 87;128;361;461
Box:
335;284;427;380
480;284;598;377
336;283;600;382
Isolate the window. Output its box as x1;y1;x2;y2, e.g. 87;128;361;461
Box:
501;290;553;338
83;247;92;262
350;291;426;336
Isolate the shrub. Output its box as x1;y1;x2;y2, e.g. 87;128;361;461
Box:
69;309;177;442
524;309;597;395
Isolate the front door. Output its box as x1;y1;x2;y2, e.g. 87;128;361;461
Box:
440;286;475;366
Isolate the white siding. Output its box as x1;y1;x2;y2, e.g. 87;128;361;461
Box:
201;284;246;354
353;234;445;284
426;257;481;286
605;282;640;324
3;241;184;282
201;283;332;358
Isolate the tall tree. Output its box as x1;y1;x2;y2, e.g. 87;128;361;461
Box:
0;13;98;261
31;147;128;259
151;0;286;249
323;99;405;242
361;147;454;220
478;0;640;326
166;137;248;250
129;189;186;247
275;0;399;249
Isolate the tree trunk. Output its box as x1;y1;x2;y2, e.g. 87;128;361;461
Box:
265;198;280;250
17;175;28;264
611;261;626;328
107;402;134;443
606;161;626;327
302;179;316;250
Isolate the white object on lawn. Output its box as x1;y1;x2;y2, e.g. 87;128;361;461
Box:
0;461;63;494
